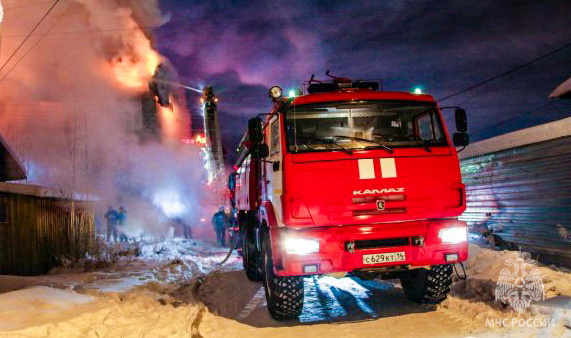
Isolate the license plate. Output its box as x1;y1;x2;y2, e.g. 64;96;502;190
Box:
363;251;406;264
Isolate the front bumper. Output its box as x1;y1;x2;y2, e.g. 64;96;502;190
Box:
271;219;468;277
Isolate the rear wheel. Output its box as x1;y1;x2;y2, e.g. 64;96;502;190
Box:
400;264;453;304
241;214;262;281
262;232;304;320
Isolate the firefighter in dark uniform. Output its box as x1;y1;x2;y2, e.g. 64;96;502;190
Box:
212;207;228;247
173;217;192;239
117;206;128;242
104;206;119;242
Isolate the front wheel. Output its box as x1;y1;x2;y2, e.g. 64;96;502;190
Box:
400;264;453;304
262;232;304;320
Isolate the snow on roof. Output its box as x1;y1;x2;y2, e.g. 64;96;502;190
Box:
459;116;571;159
549;77;571;99
0;181;98;201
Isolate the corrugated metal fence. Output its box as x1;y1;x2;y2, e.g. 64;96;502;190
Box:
460;136;571;266
0;192;94;275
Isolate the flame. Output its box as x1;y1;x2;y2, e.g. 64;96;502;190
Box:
158;101;177;141
111;49;160;90
108;19;161;91
195;134;207;145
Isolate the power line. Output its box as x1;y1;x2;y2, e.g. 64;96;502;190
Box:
470;101;556;137
0;4;65;84
438;40;571;102
0;0;60;78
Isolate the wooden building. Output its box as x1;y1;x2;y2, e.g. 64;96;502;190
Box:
0;133;94;275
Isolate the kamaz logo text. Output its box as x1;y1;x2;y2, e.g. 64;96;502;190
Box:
353;188;405;195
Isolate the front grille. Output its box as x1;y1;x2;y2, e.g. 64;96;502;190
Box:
345;237;410;251
352;195;406;204
352;207;407;216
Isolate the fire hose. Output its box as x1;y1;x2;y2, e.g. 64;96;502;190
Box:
216;234;240;266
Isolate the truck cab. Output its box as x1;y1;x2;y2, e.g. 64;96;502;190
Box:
230;76;470;320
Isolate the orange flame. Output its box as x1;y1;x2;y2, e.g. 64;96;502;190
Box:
112;49;161;90
195;134;207;145
158;102;177;141
108;21;161;91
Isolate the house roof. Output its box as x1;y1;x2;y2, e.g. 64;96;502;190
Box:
459;117;571;159
0;133;27;181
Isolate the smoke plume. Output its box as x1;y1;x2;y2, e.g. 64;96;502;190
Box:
0;0;213;238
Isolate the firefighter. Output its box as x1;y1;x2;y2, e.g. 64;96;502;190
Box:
173;217;192;239
212;206;228;247
104;206;119;242
117;206;128;242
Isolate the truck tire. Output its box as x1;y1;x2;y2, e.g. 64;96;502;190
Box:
241;220;262;281
400;264;453;304
262;232;304;320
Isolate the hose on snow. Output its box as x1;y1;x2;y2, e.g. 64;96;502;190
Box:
216;234;240;266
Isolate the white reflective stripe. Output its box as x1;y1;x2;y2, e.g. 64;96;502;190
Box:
236;287;265;320
380;158;397;178
358;159;375;179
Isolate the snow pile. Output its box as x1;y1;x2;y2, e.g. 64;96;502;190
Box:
0;286;94;331
139;238;235;273
460;244;571;299
442;244;571;329
0;286;202;337
0;238;233;336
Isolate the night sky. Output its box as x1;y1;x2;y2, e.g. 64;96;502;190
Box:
154;0;571;165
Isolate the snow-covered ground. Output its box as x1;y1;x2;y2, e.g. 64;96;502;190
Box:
0;239;569;337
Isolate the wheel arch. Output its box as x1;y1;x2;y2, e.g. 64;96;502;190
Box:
259;201;284;270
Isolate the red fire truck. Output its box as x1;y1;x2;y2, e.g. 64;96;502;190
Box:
228;74;470;320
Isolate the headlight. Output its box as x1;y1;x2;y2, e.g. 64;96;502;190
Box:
284;238;319;255
439;227;467;244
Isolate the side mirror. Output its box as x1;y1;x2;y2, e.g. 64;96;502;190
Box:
251;144;269;159
453;132;470;147
455;108;468;133
248;117;264;144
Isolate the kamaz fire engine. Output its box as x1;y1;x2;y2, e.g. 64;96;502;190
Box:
228;73;470;320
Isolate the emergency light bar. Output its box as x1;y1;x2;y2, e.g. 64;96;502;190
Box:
307;80;380;94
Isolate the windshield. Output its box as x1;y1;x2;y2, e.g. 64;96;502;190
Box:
284;100;447;153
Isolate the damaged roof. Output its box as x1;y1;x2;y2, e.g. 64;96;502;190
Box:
0;133;27;181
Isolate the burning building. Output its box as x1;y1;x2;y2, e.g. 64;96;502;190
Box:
0;0;213;239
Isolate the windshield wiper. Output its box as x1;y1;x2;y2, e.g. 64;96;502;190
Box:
409;140;432;152
333;135;393;154
302;137;353;155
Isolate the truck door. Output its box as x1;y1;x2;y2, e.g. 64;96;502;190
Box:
263;115;284;226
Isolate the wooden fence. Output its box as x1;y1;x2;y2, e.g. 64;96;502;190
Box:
0;186;94;275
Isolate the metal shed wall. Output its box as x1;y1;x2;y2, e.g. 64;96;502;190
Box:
0;192;94;275
460;135;571;266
